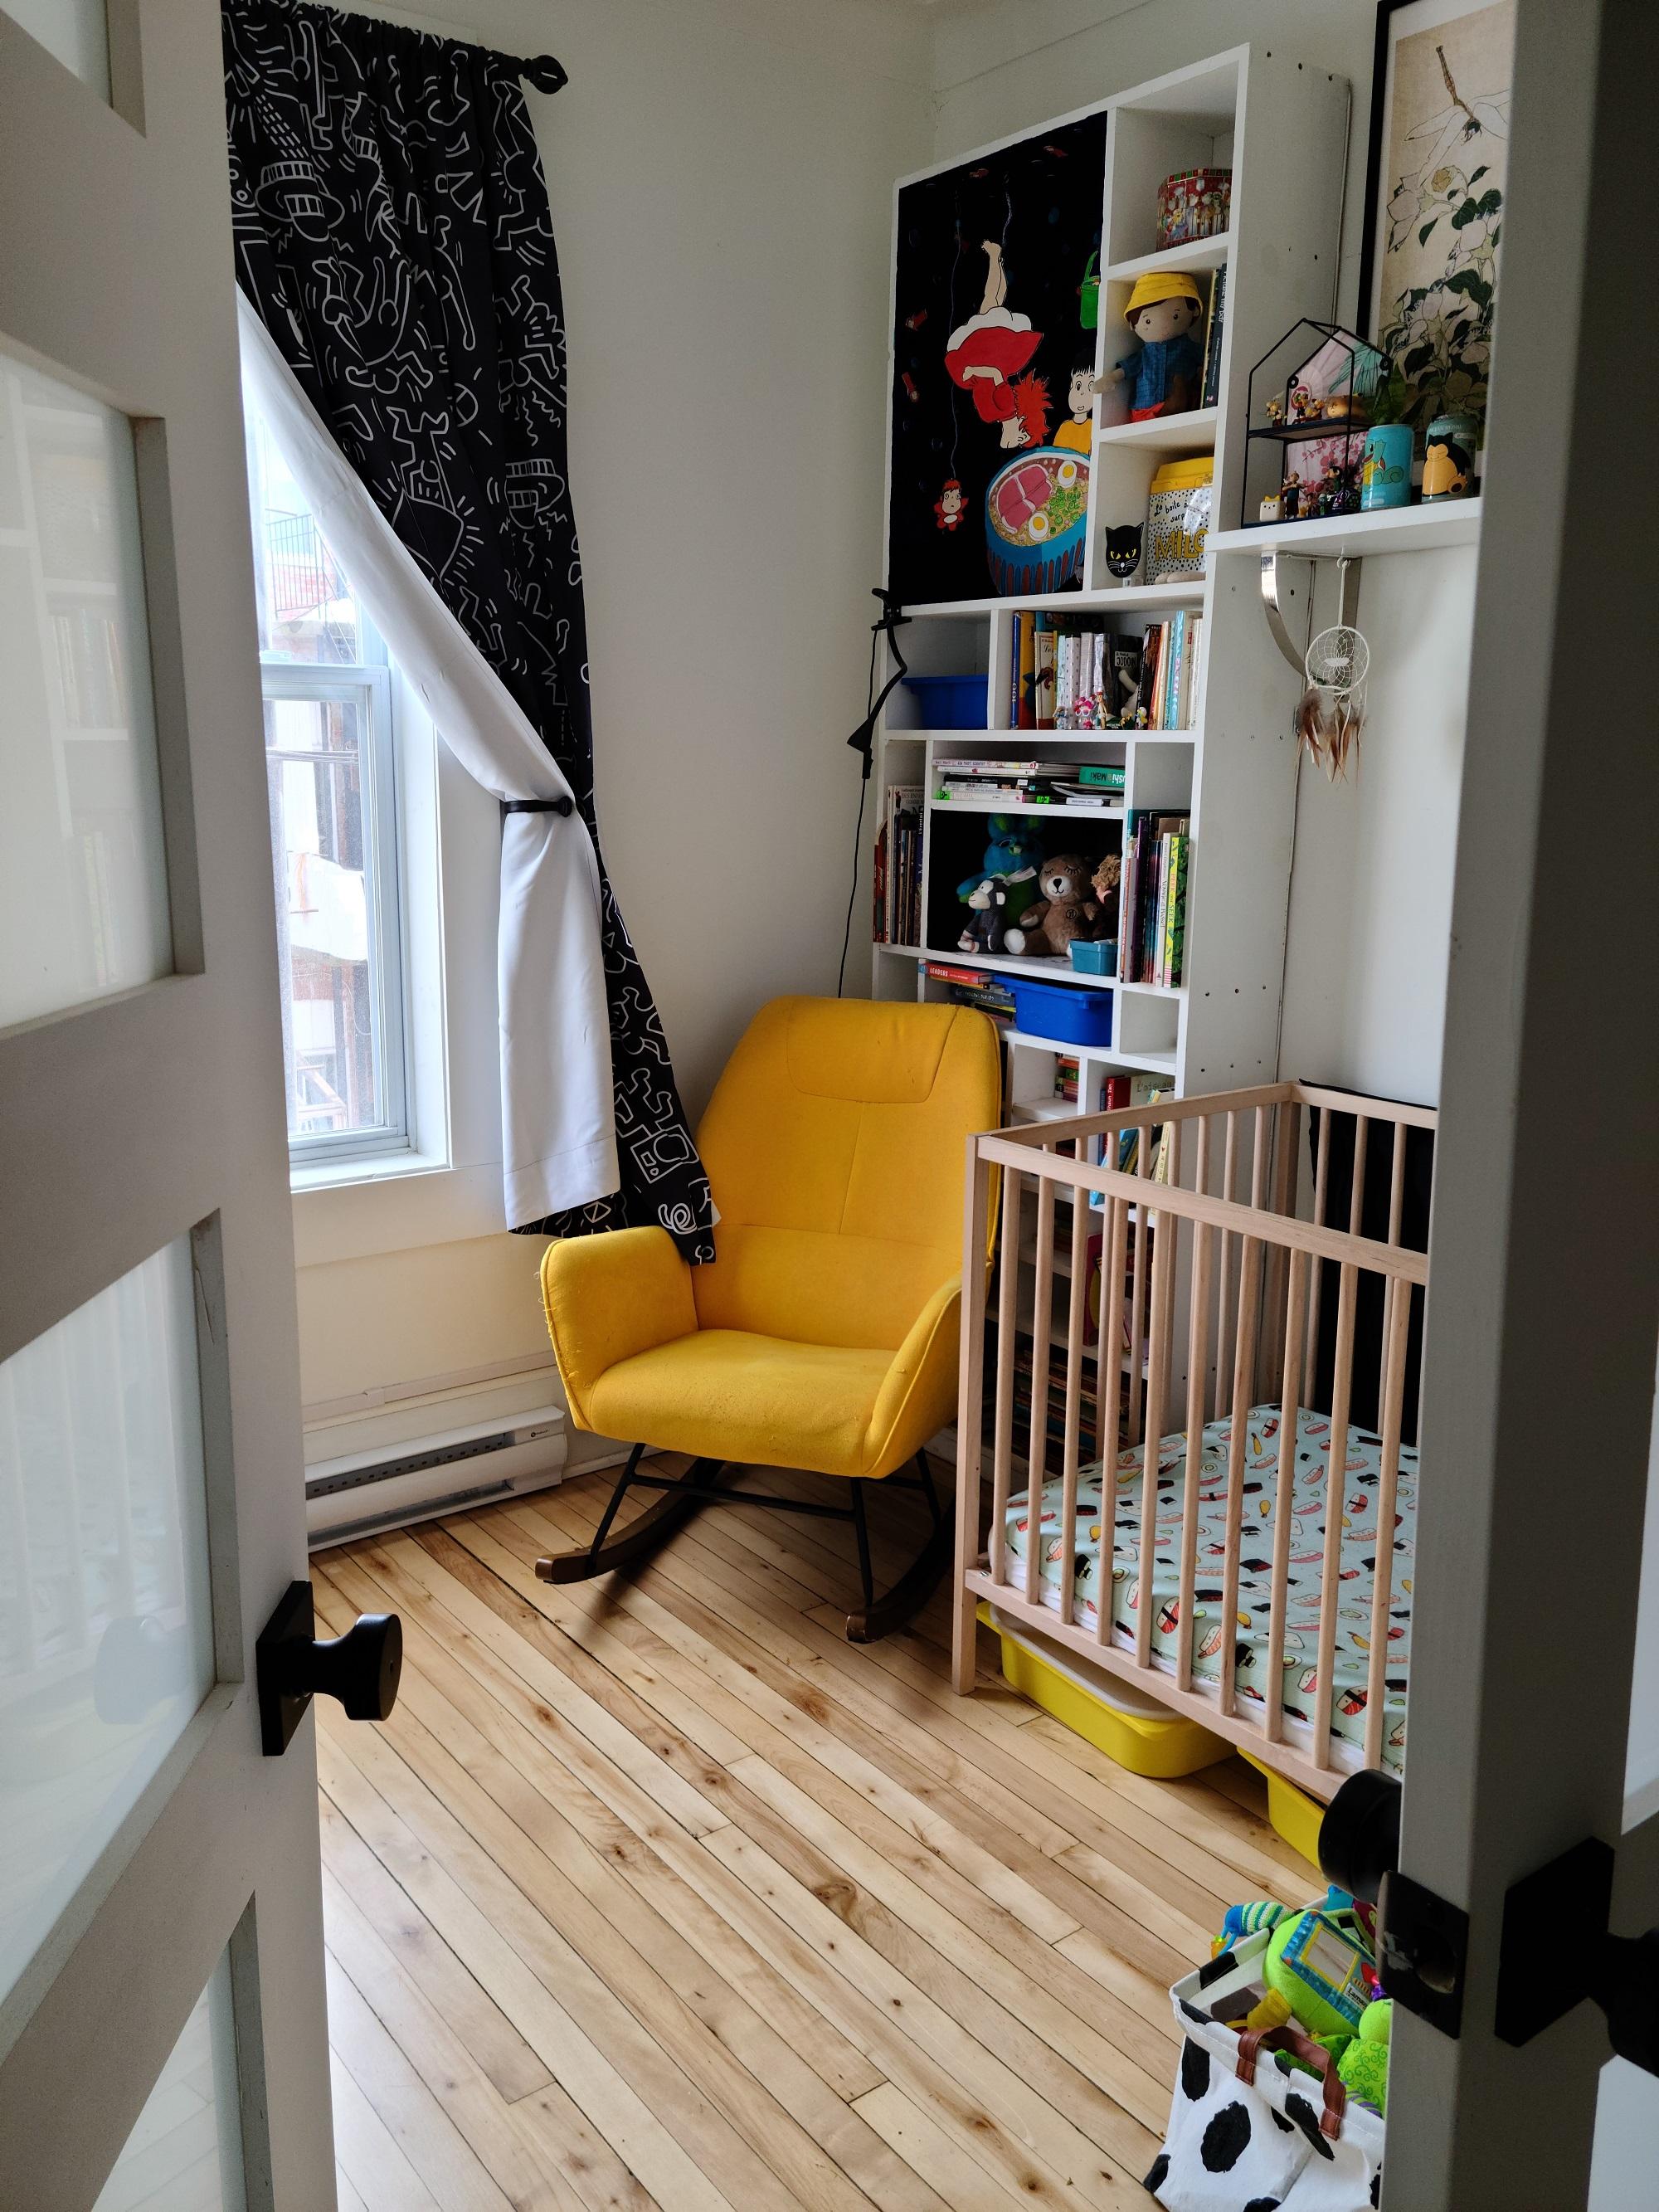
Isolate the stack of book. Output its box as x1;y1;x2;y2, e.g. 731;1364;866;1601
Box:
1200;267;1227;409
932;758;1126;808
1120;813;1190;986
1000;1328;1104;1463
923;959;1016;1024
872;784;922;946
1139;611;1203;733
1006;613;1199;732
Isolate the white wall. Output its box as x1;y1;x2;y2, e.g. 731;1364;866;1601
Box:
291;0;933;1433
931;0;1472;1110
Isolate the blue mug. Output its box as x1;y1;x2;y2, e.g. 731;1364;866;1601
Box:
1360;423;1413;510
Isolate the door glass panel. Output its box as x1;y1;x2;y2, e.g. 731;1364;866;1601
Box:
0;0;110;103
0;1238;213;2006
93;1946;247;2212
0;341;172;1030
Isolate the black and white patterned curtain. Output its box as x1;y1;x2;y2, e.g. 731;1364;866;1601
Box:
221;0;716;1260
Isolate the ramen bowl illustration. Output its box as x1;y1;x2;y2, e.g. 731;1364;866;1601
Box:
985;448;1089;596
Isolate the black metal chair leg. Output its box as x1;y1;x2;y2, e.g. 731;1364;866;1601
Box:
587;1442;643;1565
537;1453;733;1586
914;1449;942;1531
844;1455;953;1644
849;1481;876;1615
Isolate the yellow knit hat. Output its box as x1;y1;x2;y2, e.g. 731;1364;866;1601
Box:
1124;270;1204;322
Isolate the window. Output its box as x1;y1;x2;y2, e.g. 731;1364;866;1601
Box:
244;403;406;1167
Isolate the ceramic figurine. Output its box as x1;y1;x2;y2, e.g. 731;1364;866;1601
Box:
1259;492;1282;523
1288;382;1318;424
1093;271;1205;421
1422;411;1477;501
1321;392;1366;426
1102;522;1144;582
1265;394;1286;428
1280;475;1301;521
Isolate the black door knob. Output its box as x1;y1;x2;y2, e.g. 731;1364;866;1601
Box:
256;1580;402;1756
1318;1766;1401;1905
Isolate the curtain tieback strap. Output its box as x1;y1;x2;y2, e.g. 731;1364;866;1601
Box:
503;797;574;816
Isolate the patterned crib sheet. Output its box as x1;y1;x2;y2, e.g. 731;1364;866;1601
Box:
1005;1405;1417;1768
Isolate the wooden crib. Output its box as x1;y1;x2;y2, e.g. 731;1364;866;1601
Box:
951;1081;1436;1800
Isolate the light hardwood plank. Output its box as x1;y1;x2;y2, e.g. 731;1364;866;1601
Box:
309;1456;1298;2212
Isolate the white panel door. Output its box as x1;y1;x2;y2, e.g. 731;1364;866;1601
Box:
0;2;353;2203
1368;0;1659;2203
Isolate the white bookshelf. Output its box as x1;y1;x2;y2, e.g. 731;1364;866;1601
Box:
873;44;1355;1126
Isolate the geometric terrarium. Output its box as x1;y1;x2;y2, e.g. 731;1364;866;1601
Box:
1240;319;1389;529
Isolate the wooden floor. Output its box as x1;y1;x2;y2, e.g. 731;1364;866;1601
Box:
310;1454;1312;2212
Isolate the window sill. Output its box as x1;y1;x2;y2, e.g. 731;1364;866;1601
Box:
290;1155;512;1269
289;1145;448;1196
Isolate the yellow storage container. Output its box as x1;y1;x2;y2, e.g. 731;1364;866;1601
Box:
979;1604;1230;1780
1238;1747;1327;1870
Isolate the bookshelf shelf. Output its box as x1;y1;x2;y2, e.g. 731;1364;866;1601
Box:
931;797;1125;821
1208;496;1483;560
920;948;1117;993
1095;405;1219;456
900;580;1200;620
1106;232;1230;282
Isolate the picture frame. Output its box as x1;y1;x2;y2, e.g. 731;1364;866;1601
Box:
1356;0;1515;434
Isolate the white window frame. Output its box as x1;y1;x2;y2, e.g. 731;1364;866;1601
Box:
260;650;409;1171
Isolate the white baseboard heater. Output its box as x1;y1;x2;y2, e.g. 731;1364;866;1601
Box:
305;1404;567;1548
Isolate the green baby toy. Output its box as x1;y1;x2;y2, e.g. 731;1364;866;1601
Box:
1262;1909;1373;2038
1337;1998;1392;2114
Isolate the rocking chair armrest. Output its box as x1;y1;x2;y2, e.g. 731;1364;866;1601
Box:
865;1275;961;1474
540;1226;698;1430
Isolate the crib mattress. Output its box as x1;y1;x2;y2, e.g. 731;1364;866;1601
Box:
1004;1405;1416;1768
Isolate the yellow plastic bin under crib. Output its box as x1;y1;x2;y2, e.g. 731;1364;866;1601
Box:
1238;1748;1327;1870
978;1603;1230;1780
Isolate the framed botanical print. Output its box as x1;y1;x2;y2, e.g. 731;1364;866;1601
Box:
1358;0;1515;434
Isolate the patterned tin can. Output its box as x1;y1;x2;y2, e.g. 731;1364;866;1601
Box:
1145;456;1213;580
1360;422;1413;510
1155;168;1232;248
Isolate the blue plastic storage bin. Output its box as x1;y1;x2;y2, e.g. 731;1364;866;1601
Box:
1006;974;1114;1045
900;674;988;730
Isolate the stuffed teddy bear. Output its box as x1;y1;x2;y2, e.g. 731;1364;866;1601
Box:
1002;854;1103;957
956;817;1043;954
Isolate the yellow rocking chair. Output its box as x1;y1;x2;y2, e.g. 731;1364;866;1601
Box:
535;995;1000;1638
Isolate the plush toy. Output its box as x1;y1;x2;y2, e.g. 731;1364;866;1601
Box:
1094;270;1206;421
1262;1909;1374;2039
1214;1900;1291;1957
1337;1998;1391;2114
1002;854;1104;957
1091;851;1121;912
956;818;1043;954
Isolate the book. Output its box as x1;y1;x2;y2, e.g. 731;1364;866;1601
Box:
873;784;922;945
1018;614;1037;731
1200;265;1227;410
1036;621;1057;731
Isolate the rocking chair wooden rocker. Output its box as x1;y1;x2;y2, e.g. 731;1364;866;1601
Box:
534;996;1000;1639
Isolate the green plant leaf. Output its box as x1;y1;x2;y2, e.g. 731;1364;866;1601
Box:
1418;218;1438;245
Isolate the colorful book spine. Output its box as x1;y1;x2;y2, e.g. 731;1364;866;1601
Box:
1018;614;1037;731
1034;615;1054;731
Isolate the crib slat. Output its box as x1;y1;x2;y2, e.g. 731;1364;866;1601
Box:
1304;1105;1332;1380
1096;1193;1130;1651
1364;1274;1413;1768
1135;1180;1177;1669
1092;1124;1119;1460
1058;1141;1091;1629
1178;1216;1215;1692
1126;1128;1152;1441
1378;1120;1409;1400
1025;1162;1056;1612
1219;1213;1262;1720
1260;1101;1300;1401
1215;1110;1239;1425
1262;1249;1308;1747
990;1169;1022;1588
953;1143;993;1692
1310;1259;1359;1767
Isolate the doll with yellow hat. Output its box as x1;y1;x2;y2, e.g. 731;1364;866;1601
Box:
1092;270;1205;421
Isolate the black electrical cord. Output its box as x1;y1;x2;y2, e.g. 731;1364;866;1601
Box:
838;590;911;996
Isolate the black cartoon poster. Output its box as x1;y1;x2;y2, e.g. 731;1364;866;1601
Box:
887;114;1108;607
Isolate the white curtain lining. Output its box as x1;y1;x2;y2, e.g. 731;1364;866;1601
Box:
238;297;619;1228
